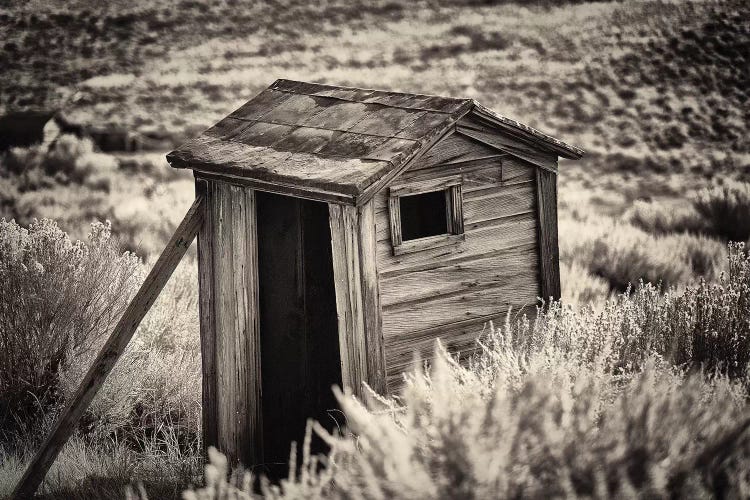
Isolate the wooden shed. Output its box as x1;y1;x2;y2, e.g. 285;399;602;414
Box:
12;79;585;497
165;79;583;469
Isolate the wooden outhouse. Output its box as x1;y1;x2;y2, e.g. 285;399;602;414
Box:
12;79;585;497
165;79;583;470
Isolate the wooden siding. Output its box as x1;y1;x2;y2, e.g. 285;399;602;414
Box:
536;168;562;301
329;201;386;397
375;135;542;394
200;180;263;468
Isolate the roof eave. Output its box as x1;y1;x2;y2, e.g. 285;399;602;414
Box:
470;101;584;160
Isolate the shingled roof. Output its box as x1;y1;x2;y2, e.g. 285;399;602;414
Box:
167;79;582;204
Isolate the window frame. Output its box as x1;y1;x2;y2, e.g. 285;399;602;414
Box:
388;175;465;256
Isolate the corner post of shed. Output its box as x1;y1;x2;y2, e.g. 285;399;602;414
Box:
535;167;562;302
195;176;264;467
328;200;386;398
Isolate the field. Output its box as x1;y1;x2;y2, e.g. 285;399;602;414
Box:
1;0;749;498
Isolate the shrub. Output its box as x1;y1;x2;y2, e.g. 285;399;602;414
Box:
693;180;750;243
625;199;708;235
181;359;750;500
0;218;140;439
179;245;750;500
560;216;726;291
560;260;610;306
60;258;201;451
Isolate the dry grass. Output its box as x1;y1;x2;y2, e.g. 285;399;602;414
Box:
0;218;140;440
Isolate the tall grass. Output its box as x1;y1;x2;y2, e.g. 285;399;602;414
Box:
0;219;202;499
0;218;140;439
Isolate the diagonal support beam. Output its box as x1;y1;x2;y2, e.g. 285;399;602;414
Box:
13;194;206;499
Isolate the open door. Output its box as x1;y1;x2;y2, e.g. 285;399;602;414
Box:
256;191;342;477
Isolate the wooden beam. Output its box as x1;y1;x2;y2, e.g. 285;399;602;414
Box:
13;195;205;500
536;168;561;302
211;183;263;467
195;178;217;452
329;202;386;397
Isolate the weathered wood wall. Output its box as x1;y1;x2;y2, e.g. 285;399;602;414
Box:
375;133;542;393
197;179;263;467
329;202;386;396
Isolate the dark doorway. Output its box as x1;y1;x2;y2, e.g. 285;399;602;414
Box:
255;192;341;478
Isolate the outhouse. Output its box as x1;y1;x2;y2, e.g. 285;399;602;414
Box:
166;79;583;470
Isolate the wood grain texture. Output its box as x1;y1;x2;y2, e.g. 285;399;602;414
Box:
196;178;217;453
385;307;538;393
379;244;539;308
381;267;539;337
536;168;562;301
13;195;205;500
211;183;263;468
456;115;559;172
329;202;385;397
462;182;536;225
358;201;387;395
408;133;504;171
373;149;543;391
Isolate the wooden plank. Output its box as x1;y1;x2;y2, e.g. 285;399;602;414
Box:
379;244;539;308
328;205;368;398
393;233;465;256
536;169;561;301
13;195;205;500
377;212;539;276
196;178;217;453
462;182;536;225
212;184;263;467
408;133;503;171
381;267;540;337
358;201;386;395
328;202;385;396
195;171;355;205
456;115;559;172
471;101;584;160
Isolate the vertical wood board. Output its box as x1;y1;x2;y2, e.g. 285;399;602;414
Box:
536;169;562;301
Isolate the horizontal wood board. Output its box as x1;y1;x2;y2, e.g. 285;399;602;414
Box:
375;141;542;391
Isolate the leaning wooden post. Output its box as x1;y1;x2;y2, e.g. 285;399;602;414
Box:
12;195;205;500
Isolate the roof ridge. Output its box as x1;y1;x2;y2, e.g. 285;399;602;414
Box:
272;78;471;103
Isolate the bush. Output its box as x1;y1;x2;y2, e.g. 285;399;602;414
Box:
560;216;726;292
0;218;140;439
560;260;610;306
182;360;750;500
625;199;708;235
0;135;119;190
60;258;201;451
179;245;750;500
693;180;750;243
